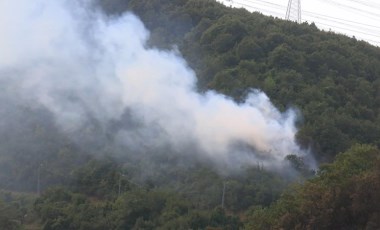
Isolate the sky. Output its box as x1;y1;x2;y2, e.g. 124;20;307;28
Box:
217;0;380;47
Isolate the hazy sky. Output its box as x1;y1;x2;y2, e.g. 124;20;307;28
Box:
217;0;380;47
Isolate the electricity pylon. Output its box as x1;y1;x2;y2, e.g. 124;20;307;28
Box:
285;0;301;23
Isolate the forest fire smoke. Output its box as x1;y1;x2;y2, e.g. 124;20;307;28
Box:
0;0;314;170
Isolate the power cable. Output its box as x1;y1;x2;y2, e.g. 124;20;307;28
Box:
216;0;380;46
308;21;380;40
302;15;380;36
303;10;380;30
317;0;380;20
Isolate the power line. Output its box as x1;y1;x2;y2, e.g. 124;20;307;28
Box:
239;0;285;10
239;0;380;30
232;1;284;18
303;10;380;30
302;15;380;37
332;0;380;15
217;0;380;46
317;0;380;20
239;0;380;39
232;0;380;24
346;0;380;8
240;0;380;18
308;21;380;39
235;1;380;33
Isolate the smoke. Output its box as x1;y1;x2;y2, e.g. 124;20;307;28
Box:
0;0;314;171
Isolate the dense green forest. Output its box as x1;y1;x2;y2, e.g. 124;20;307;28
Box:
99;0;380;162
1;0;380;229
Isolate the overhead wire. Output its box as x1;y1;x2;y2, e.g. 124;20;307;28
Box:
234;0;380;21
241;0;380;26
303;10;380;30
347;0;380;9
217;0;380;46
330;0;380;14
307;21;380;39
239;0;286;10
302;15;380;36
317;0;380;20
231;1;284;18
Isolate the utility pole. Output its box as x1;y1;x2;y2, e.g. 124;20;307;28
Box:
285;0;301;23
118;176;122;197
37;163;42;196
118;173;126;197
221;182;226;209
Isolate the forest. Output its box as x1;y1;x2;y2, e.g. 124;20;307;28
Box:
1;0;380;229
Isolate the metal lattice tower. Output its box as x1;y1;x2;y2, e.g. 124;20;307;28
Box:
285;0;301;23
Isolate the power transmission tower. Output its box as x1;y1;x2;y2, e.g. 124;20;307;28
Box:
285;0;301;23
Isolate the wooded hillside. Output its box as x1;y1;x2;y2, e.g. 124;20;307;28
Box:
99;0;380;162
1;0;379;229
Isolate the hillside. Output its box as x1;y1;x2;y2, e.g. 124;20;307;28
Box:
99;0;380;162
0;0;380;229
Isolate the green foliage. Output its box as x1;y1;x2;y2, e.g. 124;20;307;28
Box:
31;156;286;229
285;154;315;178
71;159;124;198
0;190;39;230
101;0;380;162
34;186;242;230
0;199;22;230
2;0;380;228
246;145;380;229
237;37;263;60
35;188;112;230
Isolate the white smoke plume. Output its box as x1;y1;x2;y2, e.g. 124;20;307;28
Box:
0;0;313;170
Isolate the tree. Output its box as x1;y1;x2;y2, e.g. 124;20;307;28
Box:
246;145;380;229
